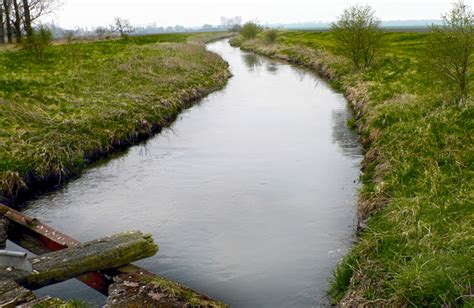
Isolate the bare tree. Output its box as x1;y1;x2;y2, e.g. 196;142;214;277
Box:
331;4;383;69
95;26;109;39
3;0;13;43
13;0;59;42
12;0;21;42
28;0;58;22
0;2;5;43
111;17;134;37
424;1;474;102
21;0;32;37
221;16;242;30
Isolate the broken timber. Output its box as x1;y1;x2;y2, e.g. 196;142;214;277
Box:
0;204;225;307
18;231;158;290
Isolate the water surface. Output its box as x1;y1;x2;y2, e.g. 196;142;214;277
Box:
24;40;362;307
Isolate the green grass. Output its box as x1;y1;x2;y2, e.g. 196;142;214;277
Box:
232;31;473;306
0;32;231;205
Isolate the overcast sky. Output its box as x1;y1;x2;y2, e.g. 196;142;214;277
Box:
49;0;467;29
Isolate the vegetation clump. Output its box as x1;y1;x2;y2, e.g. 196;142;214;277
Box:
264;29;278;43
23;25;52;60
240;21;262;39
424;0;474;102
331;4;384;69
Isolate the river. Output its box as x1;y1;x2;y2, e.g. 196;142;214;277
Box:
21;39;362;307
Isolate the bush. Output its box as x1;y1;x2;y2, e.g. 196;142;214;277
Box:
423;1;474;102
331;4;383;70
24;26;52;61
264;29;278;43
240;22;262;40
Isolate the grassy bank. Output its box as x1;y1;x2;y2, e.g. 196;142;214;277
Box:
231;32;473;306
0;32;231;206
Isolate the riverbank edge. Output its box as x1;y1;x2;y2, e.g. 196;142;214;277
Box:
1;35;233;208
228;37;396;306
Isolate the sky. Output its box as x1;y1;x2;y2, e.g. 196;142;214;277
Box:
48;0;468;29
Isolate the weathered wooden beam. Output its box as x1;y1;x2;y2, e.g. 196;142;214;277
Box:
3;204;112;294
0;280;36;307
16;231;158;290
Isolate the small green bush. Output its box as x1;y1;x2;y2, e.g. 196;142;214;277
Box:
264;29;278;43
240;22;262;40
24;26;52;61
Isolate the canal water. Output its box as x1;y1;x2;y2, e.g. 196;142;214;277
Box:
22;40;362;307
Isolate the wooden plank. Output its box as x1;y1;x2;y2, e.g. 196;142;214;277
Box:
0;280;36;307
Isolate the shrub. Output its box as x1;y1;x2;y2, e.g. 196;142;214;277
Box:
331;4;384;70
240;22;262;40
264;29;278;43
423;0;474;102
24;26;52;61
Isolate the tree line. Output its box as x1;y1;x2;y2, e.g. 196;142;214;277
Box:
0;0;57;44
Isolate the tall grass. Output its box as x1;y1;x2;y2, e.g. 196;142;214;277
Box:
232;31;473;306
0;33;231;206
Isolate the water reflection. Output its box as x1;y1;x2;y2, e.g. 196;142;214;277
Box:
242;53;263;71
265;61;279;74
331;108;362;158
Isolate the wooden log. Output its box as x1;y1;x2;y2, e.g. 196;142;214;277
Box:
17;231;158;290
0;280;36;307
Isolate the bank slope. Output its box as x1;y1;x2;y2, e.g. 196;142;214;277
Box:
231;32;473;306
0;33;231;206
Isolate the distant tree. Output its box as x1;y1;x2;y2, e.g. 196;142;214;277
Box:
331;4;383;69
240;21;262;39
424;1;474;102
95;26;109;39
230;24;241;32
63;29;74;43
221;16;242;30
111;17;134;37
24;25;52;60
202;24;214;31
